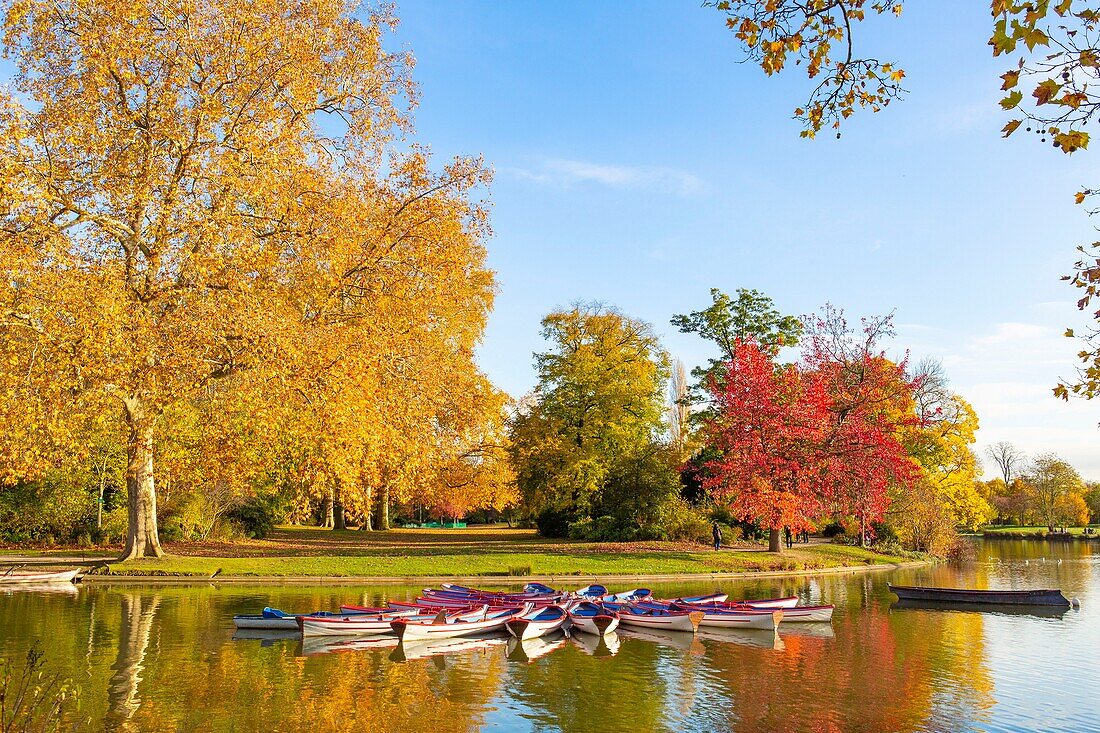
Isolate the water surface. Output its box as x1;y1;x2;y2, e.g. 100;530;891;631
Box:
1;539;1096;732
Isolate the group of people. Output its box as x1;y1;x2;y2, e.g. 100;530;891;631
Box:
710;523;811;550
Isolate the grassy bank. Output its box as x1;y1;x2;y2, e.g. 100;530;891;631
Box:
53;526;922;578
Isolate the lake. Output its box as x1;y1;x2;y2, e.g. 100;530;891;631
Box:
1;539;1096;732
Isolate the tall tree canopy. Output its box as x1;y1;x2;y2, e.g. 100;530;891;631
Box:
0;0;495;557
703;307;919;553
509;303;675;535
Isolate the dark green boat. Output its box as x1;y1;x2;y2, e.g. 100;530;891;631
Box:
888;583;1071;607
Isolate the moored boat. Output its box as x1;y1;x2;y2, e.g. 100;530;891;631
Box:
676;595;799;610
234;607;369;631
0;568;80;585
505;605;568;640
666;603;784;631
888;583;1071;607
390;604;531;641
604;602;703;633
299;607;471;637
673;601;833;623
567;601;619;636
601;588;652;603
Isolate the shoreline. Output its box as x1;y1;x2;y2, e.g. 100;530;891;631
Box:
75;558;932;585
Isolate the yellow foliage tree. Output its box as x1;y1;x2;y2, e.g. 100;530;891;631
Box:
0;1;497;557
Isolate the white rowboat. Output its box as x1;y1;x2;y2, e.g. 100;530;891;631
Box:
0;568;79;585
390;604;532;641
505;605;568;640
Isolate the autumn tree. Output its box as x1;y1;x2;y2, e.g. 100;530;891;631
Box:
702;340;831;552
0;1;495;557
904;359;992;531
800;306;921;546
667;358;692;458
1027;453;1088;531
508;303;674;536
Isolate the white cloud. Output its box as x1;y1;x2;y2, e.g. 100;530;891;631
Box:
895;314;1100;480
503;158;703;196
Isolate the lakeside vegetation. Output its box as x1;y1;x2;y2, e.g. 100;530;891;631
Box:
13;527;918;578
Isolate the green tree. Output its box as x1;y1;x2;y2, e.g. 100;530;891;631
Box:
670;288;802;405
1027;453;1087;531
509;303;673;536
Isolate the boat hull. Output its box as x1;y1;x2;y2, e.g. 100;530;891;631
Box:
888;584;1070;607
617;610;703;633
568;613;619;636
695;609;783;631
0;569;79;585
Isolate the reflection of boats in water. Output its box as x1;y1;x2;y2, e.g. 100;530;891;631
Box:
616;626;705;654
773;622;835;640
569;630;620;657
389;634;508;663
232;629;300;647
891;599;1069;619
298;635;400;657
0;580;81;596
506;633;568;662
696;627;786;651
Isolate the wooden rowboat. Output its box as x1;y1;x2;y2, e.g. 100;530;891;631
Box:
604;603;703;633
505;605;568;640
567;601;620;636
686;607;783;631
0;568;80;585
300;607;475;637
676;595;799;610
888;583;1071;607
234;607;378;631
390;604;532;641
673;601;834;623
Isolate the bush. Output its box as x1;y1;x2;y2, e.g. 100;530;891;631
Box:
535;507;575;538
656;498;711;543
0;475;96;544
226;494;285;539
821;520;846;538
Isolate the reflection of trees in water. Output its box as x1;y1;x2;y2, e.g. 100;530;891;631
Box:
700;587;996;733
105;593;161;733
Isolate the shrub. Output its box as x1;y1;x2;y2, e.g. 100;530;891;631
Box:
821;520;846;538
535;507;575;538
226;494;286;539
657;498;711;543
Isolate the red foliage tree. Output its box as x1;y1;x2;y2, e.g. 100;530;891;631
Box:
702;340;830;552
703;310;920;553
801;307;921;545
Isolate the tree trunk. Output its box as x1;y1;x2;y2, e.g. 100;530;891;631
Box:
860;513;867;548
118;399;164;560
333;480;346;531
359;485;373;530
378;483;390;531
321;487;334;529
768;528;782;553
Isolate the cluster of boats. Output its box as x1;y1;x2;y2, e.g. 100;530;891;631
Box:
233;583;835;644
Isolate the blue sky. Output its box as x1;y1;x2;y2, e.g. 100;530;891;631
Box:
390;1;1100;479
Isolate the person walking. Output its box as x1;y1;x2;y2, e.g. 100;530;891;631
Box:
784;526;793;549
712;522;722;551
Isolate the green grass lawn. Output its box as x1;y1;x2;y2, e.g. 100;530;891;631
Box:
75;527;918;578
